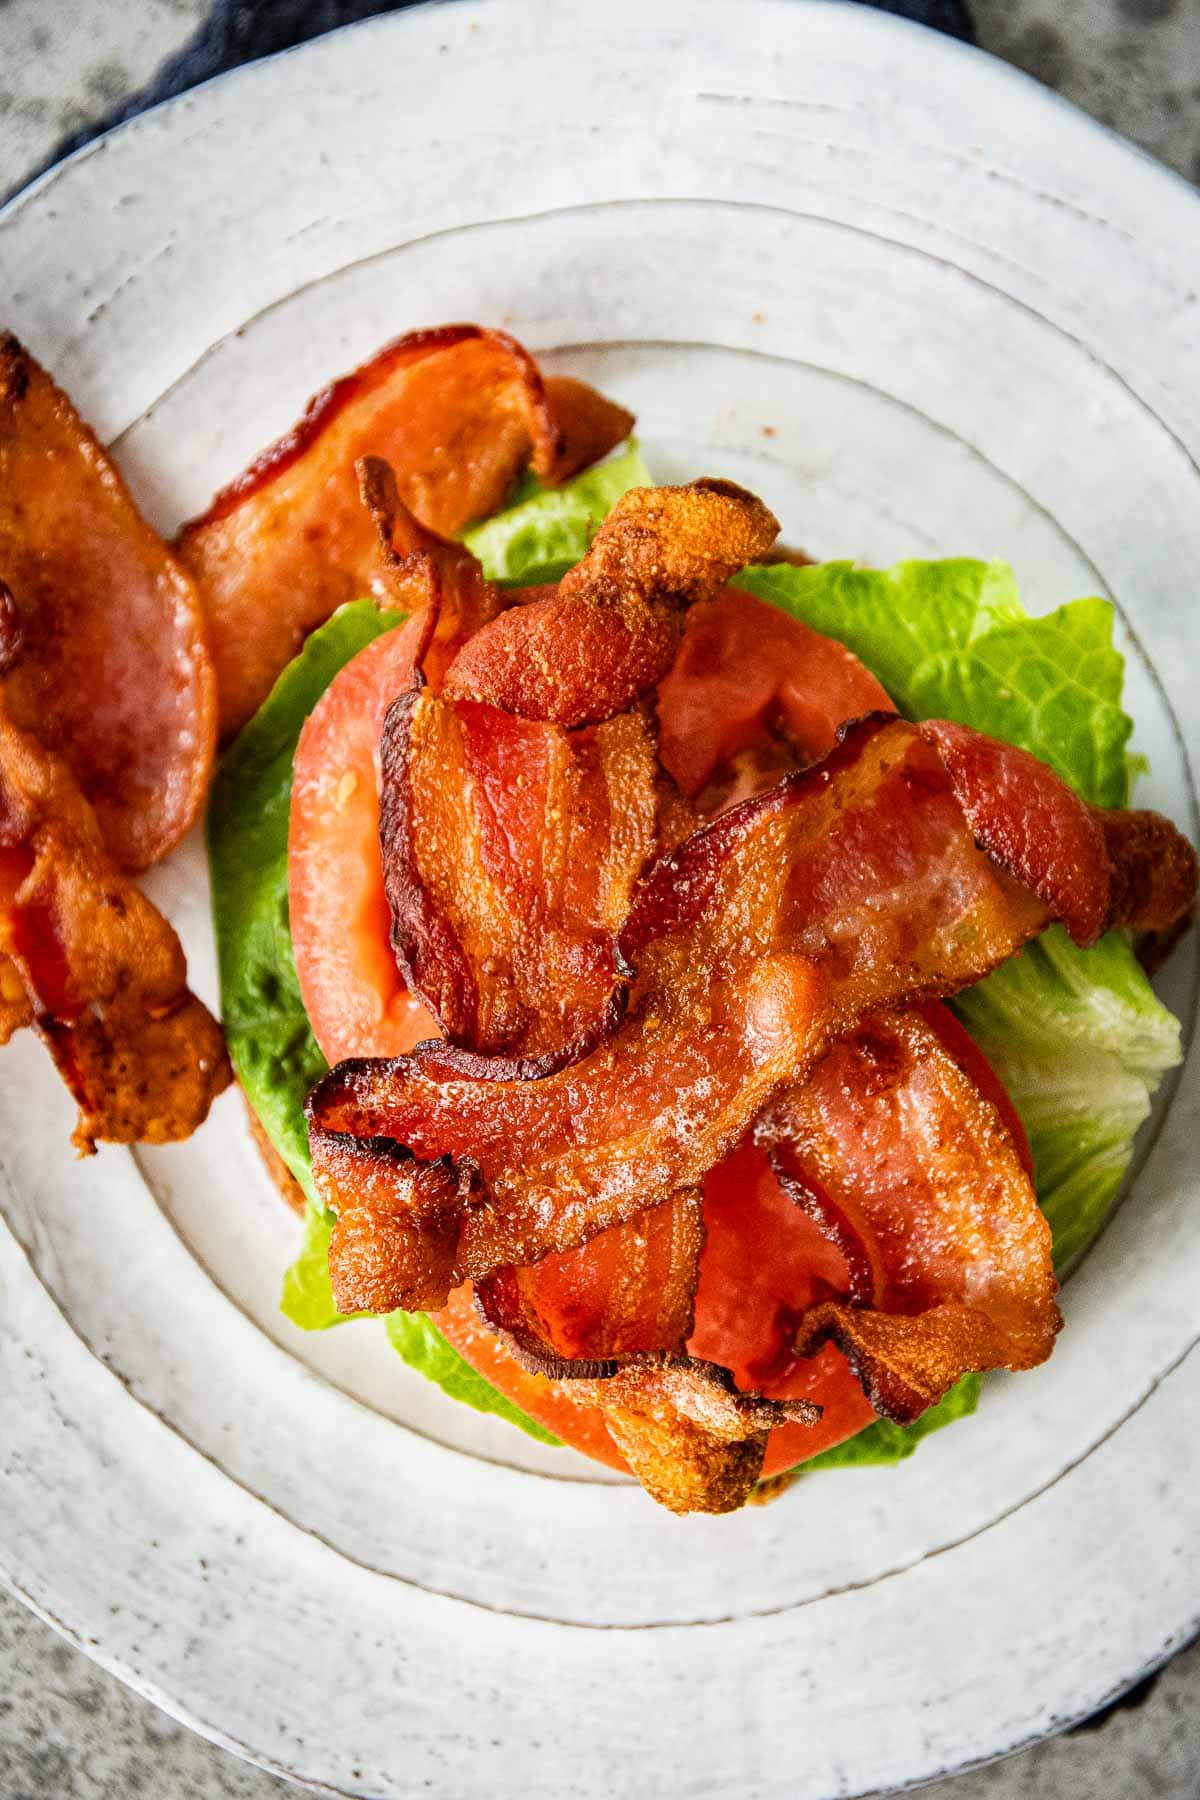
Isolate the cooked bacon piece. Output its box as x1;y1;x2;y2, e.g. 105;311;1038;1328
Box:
568;1355;819;1515
315;1129;469;1315
0;956;32;1042
540;375;635;482
356;454;504;690
657;584;894;798
0;699;229;1151
474;1189;706;1378
442;482;780;727
312;951;825;1307
379;688;658;1071
179;326;629;737
1095;805;1197;935
917;720;1111;946
0;336;215;871
0;847;33;1043
621;717;1057;1016
473;1193;815;1511
757;1006;1060;1421
309;717;1094;1306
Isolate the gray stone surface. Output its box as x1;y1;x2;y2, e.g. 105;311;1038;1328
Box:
0;2;1197;1795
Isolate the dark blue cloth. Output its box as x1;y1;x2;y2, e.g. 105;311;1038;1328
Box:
46;0;973;172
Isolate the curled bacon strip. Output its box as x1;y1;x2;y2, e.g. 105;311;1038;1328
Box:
442;481;780;726
313;950;825;1302
179;326;632;738
1095;805;1198;936
475;1190;706;1380
355;454;504;689
379;688;659;1072
0;335;215;872
309;717;1098;1306
473;1196;822;1512
758;1006;1061;1423
0;698;229;1152
568;1356;819;1516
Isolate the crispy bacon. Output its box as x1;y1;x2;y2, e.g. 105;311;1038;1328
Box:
356;454;505;689
541;375;635;482
379;688;659;1072
758;1006;1060;1422
442;482;780;726
0;335;215;872
310;717;1097;1307
178;326;631;737
567;1356;819;1516
917;720;1112;945
313;950;826;1301
0;698;229;1151
315;1130;469;1315
1095;805;1197;935
474;1190;706;1379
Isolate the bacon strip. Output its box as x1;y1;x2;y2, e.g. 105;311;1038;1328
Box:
1095;805;1197;935
378;688;659;1072
442;482;780;727
0;336;215;871
313;949;825;1301
178;327;631;738
541;376;635;483
0;698;229;1152
355;454;505;691
567;1356;818;1516
309;717;1090;1306
475;1190;706;1379
758;1006;1060;1422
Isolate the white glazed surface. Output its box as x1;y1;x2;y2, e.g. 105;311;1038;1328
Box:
0;3;1198;1794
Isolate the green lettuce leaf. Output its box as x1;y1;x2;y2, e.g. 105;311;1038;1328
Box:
736;556;1181;1279
952;928;1180;1268
462;439;651;585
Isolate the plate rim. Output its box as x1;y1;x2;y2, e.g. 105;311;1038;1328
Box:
2;2;1200;1794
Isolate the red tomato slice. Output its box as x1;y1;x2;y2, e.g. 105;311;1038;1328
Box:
290;615;440;1065
657;585;894;798
288;586;1023;1480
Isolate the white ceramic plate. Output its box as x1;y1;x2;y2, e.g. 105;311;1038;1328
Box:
1;3;1198;1794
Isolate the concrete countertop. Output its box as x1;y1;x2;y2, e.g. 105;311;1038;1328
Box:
1;1;1198;1794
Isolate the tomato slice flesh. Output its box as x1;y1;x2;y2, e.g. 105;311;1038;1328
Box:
287;586;1022;1478
290;615;440;1065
